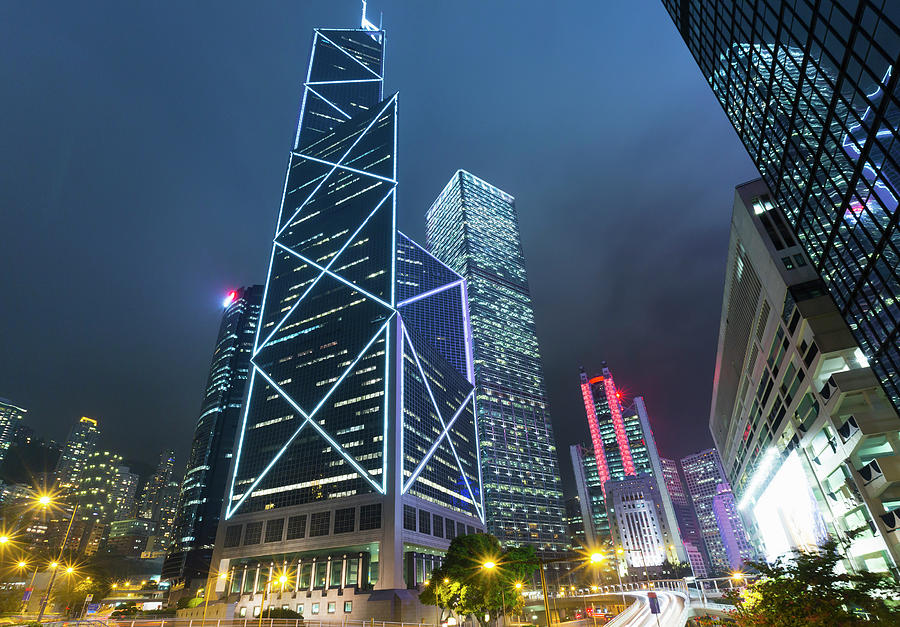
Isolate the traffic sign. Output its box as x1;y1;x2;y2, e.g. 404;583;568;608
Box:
22;588;32;602
86;603;100;614
647;591;660;614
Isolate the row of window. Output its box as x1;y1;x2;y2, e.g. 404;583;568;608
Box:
401;504;480;539
224;504;382;547
238;600;353;618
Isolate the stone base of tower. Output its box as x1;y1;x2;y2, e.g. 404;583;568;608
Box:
200;588;438;624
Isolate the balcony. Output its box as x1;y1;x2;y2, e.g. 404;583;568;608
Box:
858;457;900;498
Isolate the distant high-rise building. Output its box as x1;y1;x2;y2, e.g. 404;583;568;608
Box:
605;475;680;571
138;449;176;519
681;449;752;573
55;417;100;488
74;450;123;524
571;443;606;546
113;466;140;520
107;518;156;557
0;399;26;463
710;179;899;572
153;480;179;551
564;496;586;552
209;18;484;621
427;169;567;556
712;483;755;570
661;458;708;576
574;366;685;563
163;285;263;587
661;1;900;415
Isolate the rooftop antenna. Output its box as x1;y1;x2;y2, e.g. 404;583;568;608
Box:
361;0;380;31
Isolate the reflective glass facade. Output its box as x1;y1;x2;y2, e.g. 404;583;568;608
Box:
163;285;262;586
214;23;482;611
662;0;900;413
427;171;567;556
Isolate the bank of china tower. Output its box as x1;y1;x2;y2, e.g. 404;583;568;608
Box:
210;20;484;621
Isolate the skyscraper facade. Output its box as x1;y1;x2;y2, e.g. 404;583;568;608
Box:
710;179;899;573
74;449;123;524
163;285;263;586
660;458;708;576
711;483;755;570
427;170;567;556
575;366;686;562
139;449;176;518
55;416;100;488
661;1;900;414
681;449;753;573
570;443;606;546
209;19;483;621
0;399;26;463
605;475;681;570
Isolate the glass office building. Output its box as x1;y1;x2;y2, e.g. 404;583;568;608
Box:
426;170;567;556
661;1;900;414
163;285;262;587
210;20;483;621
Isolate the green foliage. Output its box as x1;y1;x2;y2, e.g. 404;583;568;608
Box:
420;533;538;627
725;541;900;626
52;573;111;616
261;608;303;619
0;588;25;613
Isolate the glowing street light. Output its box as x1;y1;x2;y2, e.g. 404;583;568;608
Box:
482;560;496;570
37;495;52;507
515;582;523;590
589;552;603;563
0;535;9;545
65;566;75;575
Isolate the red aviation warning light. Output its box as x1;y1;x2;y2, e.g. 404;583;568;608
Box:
223;291;238;308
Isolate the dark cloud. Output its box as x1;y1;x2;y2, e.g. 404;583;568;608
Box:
0;2;757;491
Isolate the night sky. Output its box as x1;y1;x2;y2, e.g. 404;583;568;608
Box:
0;2;758;491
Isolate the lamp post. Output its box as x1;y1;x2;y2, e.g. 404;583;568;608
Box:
202;571;228;627
37;501;78;621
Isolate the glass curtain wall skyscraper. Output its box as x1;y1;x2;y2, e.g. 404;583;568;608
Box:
427;170;567;556
163;285;262;587
209;17;483;621
661;1;900;413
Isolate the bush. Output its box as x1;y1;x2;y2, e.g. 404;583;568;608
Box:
261;608;304;619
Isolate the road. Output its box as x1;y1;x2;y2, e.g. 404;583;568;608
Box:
608;590;685;627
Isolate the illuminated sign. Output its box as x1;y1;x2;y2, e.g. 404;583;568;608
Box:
223;291;237;308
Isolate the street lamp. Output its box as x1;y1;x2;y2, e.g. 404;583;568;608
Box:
202;571;229;627
481;558;506;626
37;500;79;621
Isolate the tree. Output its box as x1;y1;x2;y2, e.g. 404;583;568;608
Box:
419;533;538;627
725;541;900;626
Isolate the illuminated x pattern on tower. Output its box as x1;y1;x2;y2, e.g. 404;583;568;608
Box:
226;27;483;521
